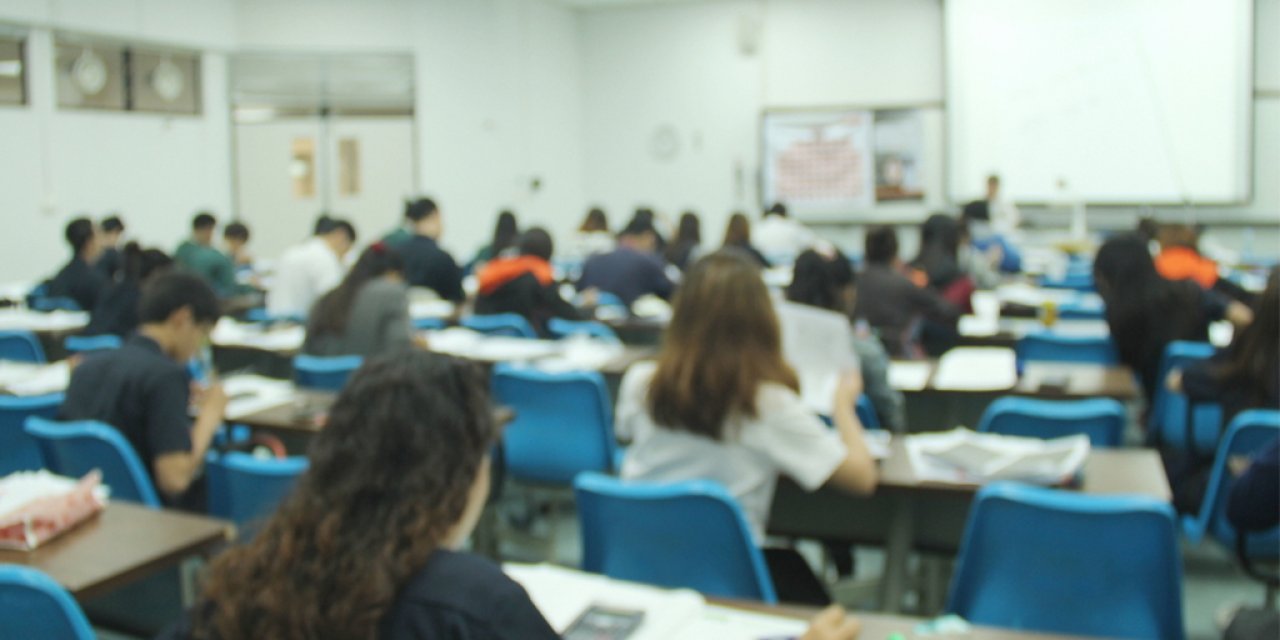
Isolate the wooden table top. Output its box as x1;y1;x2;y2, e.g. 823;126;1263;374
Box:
0;502;234;600
894;360;1138;400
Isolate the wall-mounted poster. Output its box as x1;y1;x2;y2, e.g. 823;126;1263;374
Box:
762;110;874;210
873;109;925;202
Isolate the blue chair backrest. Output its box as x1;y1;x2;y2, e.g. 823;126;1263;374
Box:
855;394;881;430
1038;272;1095;292
0;565;94;640
63;334;122;355
29;297;82;312
206;452;308;534
491;365;615;485
1149;341;1220;452
462;313;538;338
1056;300;1105;320
0;330;46;363
546;318;621;344
976;396;1125;448
23;417;161;508
574;472;777;603
293;354;363;391
947;482;1184;640
245;308;305;325
412;317;448;331
0;393;63;474
1015;331;1118;365
1182;410;1280;558
594;291;626;309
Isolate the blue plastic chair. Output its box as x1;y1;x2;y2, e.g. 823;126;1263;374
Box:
462;313;538;338
0;330;46;363
1039;272;1095;292
1056;299;1105;320
0;393;63;474
29;297;82;312
63;334;123;355
412;317;448;331
1149;341;1221;452
24;417;162;508
293;354;363;391
206;452;308;534
491;365;615;485
574;472;778;603
947;483;1185;640
1015;331;1118;365
855;394;881;430
976;396;1126;448
546;318;621;343
0;565;95;640
1182;411;1280;567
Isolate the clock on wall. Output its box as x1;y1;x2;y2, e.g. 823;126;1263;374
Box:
649;124;680;163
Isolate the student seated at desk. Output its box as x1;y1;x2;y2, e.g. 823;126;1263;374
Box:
567;206;615;260
753;202;826;262
174;212;246;299
162;351;863;640
47;217;108;312
267;217;355;319
475;228;583;337
469;210;519;273
60;272;226;511
852;226;958;358
95;214;126;282
663;210;702;272
303;243;417;359
1154;223;1254;305
909;214;974;354
722;212;771;268
576;218;675;308
787;249;905;432
85;243;173;338
617;251;876;605
396;197;466;303
1094;234;1253;408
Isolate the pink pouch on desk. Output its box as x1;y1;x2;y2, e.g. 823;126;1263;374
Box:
0;471;107;551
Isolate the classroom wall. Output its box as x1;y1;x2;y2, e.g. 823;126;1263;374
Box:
0;0;236;284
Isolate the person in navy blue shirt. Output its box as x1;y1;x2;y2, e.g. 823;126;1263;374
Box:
47;217;107;312
575;218;675;308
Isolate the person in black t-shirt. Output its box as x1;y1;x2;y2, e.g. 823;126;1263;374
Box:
94;215;126;282
47;217;107;312
60;272;225;511
394;197;465;302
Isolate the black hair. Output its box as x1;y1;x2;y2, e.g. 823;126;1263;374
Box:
913;213;963;288
310;245;404;335
404;198;439;223
224;222;250;242
121;243;174;283
633;208;655;224
665;212;702;268
787;249;855;313
580;208;608;233
767;202;788;218
65;217;95;255
961;200;990;223
314;215;335;236
101;216;124;234
518;228;554;262
620;218;656;239
327;219;357;243
491;211;519;255
138;271;221;325
864;226;899;265
193;212;217;231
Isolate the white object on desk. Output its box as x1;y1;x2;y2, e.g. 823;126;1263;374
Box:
1209;320;1233;348
958;314;1001;337
534;336;624;374
0;309;89;332
887;361;932;392
905;428;1090;485
423;328;561;363
0;360;70;396
211;318;305;352
409;299;455;320
631;295;672;321
221;374;298;421
930;347;1017;392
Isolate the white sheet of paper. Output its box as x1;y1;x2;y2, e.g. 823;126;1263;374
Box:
958;314;1001;337
211;318;305;351
0;310;89;332
887;361;932;392
930;347;1017;391
409;299;456;320
905;428;1090;485
0;361;70;396
776;301;858;414
222;374;298;420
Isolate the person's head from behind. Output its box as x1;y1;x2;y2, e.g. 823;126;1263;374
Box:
518;227;554;262
138;272;220;362
1135;217;1159;243
649;251;797;439
1093;233;1161;302
674;211;701;245
192;212;217;245
766;202;788;218
618;218;657;253
723;212;751;247
319;218;356;258
580;207;608;233
919;213;961;259
986;174;1001;200
405;197;441;238
1157;224;1199;253
864;225;899;266
492;210;518;254
223;222;250;255
65;217;99;261
311;243;403;335
100;215;124;248
195;351;497;638
121;243;174;283
787;249;855;313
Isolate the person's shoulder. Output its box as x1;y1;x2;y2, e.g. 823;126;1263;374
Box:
359;278;409;303
390;551;548;631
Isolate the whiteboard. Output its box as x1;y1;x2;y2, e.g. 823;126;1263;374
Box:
946;0;1253;204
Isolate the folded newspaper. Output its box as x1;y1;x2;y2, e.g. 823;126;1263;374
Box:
905;428;1090;485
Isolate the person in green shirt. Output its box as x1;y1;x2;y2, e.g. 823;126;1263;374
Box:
174;212;247;298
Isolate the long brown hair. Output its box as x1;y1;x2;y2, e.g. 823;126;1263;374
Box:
194;352;496;639
647;250;798;439
722;212;751;247
1215;267;1279;405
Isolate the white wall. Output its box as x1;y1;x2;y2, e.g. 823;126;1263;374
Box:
0;1;235;284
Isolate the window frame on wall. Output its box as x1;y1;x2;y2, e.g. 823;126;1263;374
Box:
0;34;26;107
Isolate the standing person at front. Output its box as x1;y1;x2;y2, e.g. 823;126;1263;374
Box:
59;272;226;511
397;197;465;302
616;251;877;604
47;217;107;312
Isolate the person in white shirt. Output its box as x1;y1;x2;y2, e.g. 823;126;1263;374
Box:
266;218;356;318
616;249;876;605
752;202;829;264
984;174;1021;235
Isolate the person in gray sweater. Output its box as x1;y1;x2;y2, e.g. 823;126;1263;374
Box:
304;243;415;358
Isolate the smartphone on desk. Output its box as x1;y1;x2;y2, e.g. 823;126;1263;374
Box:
561;605;645;640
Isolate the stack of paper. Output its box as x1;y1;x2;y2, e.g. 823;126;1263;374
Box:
535;336;624;374
0;361;70;396
409;299;456;320
930;347;1017;391
887;361;932;392
222;374;298;420
211;318;305;351
905;428;1090;485
423;329;561;363
0;309;89;332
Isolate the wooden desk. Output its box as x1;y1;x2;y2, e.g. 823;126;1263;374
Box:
0;502;233;601
768;442;1169;613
